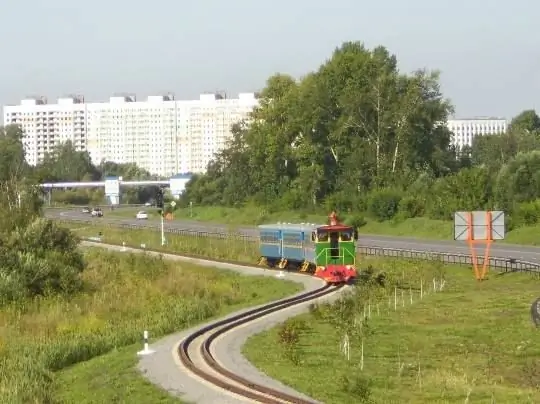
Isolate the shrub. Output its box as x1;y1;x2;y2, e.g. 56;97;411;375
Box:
512;200;540;227
0;218;85;303
398;196;425;219
368;190;402;221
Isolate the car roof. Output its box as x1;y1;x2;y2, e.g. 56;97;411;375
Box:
258;223;321;232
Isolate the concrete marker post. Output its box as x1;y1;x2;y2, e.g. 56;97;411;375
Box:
137;330;155;356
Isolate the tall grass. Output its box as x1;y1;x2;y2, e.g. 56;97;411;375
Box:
0;248;300;403
69;223;260;263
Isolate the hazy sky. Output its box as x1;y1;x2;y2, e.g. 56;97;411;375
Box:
1;0;538;118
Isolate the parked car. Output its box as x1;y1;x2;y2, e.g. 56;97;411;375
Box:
144;202;152;207
81;206;90;214
91;207;103;217
136;210;148;220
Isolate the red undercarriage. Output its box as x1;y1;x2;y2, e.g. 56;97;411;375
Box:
314;264;357;284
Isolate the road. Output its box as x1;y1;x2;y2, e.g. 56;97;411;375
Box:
46;208;540;264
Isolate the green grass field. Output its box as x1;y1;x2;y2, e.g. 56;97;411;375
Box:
244;257;540;403
101;205;540;246
1;247;301;403
57;222;540;402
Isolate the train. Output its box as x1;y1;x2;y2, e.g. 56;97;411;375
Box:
257;212;358;284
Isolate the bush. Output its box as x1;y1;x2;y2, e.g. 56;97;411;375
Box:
368;190;402;221
512;200;540;227
398;196;425;219
340;373;372;402
0;218;84;304
345;214;367;229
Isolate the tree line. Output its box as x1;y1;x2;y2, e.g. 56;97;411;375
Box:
0;125;162;206
180;41;540;231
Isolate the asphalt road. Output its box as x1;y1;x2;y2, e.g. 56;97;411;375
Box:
46;208;540;264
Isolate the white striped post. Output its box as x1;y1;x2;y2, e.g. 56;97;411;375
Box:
137;330;155;356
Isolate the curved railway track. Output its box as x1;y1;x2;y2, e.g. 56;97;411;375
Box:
178;283;342;404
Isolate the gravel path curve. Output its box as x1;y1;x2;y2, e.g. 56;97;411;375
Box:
82;241;347;403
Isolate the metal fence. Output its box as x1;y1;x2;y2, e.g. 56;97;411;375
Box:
56;218;540;275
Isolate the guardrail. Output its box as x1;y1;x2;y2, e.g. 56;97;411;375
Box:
55;218;540;275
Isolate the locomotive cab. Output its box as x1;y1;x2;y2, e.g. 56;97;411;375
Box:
312;212;357;283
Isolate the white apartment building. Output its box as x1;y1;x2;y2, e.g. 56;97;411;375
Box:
3;92;259;176
3;96;86;165
447;117;507;149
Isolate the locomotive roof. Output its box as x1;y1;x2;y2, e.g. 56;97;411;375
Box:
258;223;354;232
258;223;321;232
317;224;354;231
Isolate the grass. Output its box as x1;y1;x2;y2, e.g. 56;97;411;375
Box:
65;221;261;264
59;221;540;402
71;204;540;247
243;257;540;403
105;204;540;246
0;248;301;403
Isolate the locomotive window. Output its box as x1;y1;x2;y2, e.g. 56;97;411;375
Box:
311;232;316;242
283;234;301;246
260;232;279;243
340;231;352;241
317;231;329;242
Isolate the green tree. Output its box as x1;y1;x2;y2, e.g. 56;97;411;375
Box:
0;125;30;182
509;109;540;134
38;140;100;182
183;41;456;210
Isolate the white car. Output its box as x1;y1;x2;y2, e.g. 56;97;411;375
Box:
91;208;103;217
136;211;148;220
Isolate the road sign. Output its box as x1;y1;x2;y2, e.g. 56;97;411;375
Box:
454;210;505;281
454;211;505;241
170;201;176;207
105;176;120;205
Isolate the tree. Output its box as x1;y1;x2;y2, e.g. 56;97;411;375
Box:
182;41;455;209
38;140;100;182
0;125;30;182
509;110;540;134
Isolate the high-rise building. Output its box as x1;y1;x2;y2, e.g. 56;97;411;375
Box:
447;118;507;149
3;95;86;165
3;92;259;175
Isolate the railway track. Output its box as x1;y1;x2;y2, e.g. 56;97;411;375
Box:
178;283;343;404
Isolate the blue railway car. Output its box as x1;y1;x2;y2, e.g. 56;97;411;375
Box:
258;223;319;270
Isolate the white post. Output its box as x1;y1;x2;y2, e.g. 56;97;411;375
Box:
137;330;155;356
161;213;166;246
122;241;126;251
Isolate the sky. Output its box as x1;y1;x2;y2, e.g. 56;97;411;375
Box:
1;0;538;118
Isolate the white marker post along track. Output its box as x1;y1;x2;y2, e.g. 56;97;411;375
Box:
80;240;343;404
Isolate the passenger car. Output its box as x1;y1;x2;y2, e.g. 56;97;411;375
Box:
91;208;103;217
136;210;148;220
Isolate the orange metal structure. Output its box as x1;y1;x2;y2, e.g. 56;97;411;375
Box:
465;211;493;281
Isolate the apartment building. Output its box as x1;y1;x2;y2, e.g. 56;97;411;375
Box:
3;95;86;165
3;92;259;176
447;117;507;149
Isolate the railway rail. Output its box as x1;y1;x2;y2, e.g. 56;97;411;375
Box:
178;284;340;404
83;238;342;403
